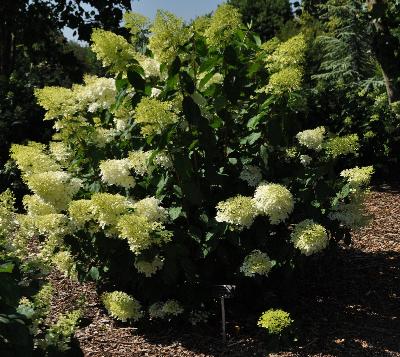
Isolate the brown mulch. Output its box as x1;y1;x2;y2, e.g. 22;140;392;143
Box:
48;186;400;357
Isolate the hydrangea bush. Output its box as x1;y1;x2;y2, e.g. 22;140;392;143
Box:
5;5;373;321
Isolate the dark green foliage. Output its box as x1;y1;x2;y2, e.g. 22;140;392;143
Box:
307;0;400;176
313;0;374;83
228;0;293;40
0;255;35;356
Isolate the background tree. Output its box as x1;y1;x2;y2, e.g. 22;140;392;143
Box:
366;0;400;104
0;0;130;191
0;0;131;79
228;0;293;40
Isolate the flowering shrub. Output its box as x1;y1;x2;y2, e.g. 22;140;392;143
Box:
0;191;79;355
6;5;373;322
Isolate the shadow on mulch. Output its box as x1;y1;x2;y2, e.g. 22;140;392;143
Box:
62;188;400;356
102;247;399;357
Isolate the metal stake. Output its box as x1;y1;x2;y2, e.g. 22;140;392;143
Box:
221;295;226;344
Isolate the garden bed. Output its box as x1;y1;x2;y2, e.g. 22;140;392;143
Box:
48;187;400;356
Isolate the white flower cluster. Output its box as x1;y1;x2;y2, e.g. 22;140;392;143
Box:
99;159;135;189
26;171;82;211
296;127;326;151
240;250;274;277
215;195;257;229
80;76;116;113
52;251;77;279
34;213;70;239
133;197;168;223
134;256;164;277
148;300;184;319
0;190;17;238
128;150;152;176
253;183;294;225
91;193;132;229
340;166;374;188
68;200;94;228
216;183;294;229
291;219;329;256
137;55;161;78
23;195;56;216
239;165;262;187
49;142;71;164
93;128;116;148
10;142;60;176
102;291;143;322
153;152;173;169
35;76;116;121
117;214;172;254
129;150;172;175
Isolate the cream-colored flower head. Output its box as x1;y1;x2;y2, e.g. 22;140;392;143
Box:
68;200;94;228
205;4;242;49
258;309;293;335
291;219;329;256
216;195;257;229
134;256;164;277
102;291;143;322
99;159;135;189
91;29;136;73
117;214;172;254
133;197;168;223
91;193;132;229
135;97;178;137
325;134;359;157
148;300;184;319
296;127;326;151
253;183;294;224
148;10;191;64
240;250;274;277
340;166;373;188
25;171;82;211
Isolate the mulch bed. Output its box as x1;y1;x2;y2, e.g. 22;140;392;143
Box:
47;186;400;356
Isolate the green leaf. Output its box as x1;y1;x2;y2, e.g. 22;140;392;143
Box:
115;78;129;92
199;71;217;89
247;112;266;129
260;145;269;166
156;174;169;196
205;232;214;241
127;69;145;92
169;207;182;221
241;132;262;145
165;73;179;92
89;266;100;281
173;185;183;197
253;34;262;47
0;263;14;273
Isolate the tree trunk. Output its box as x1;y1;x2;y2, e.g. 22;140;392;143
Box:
366;0;400;104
